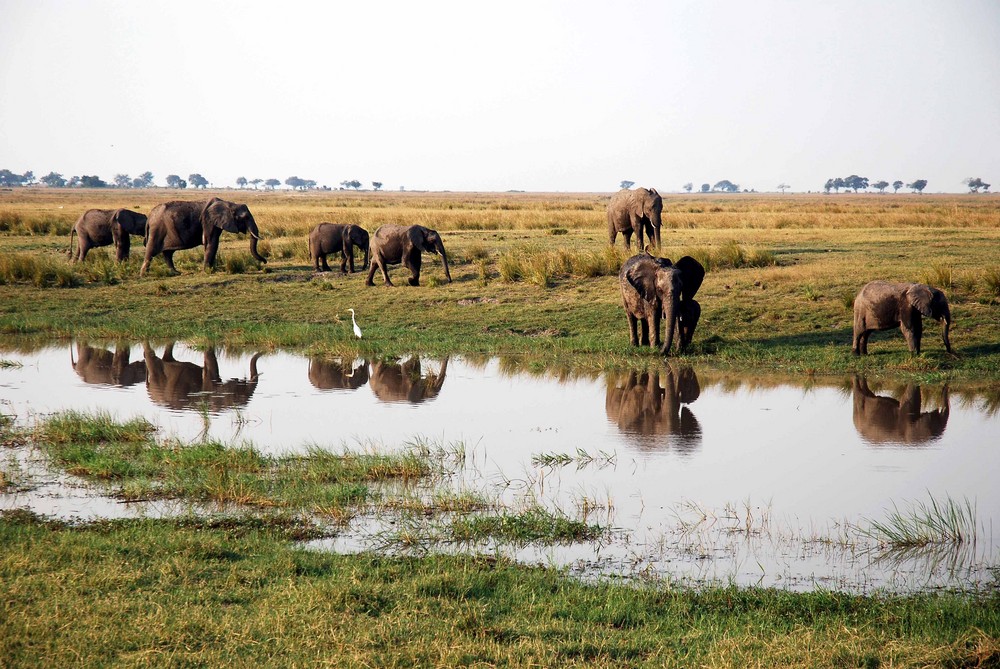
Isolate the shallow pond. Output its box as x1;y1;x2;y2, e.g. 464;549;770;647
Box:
2;340;998;593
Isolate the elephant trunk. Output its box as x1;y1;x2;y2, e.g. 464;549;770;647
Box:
362;243;371;270
650;209;662;248
248;219;267;264
436;239;452;282
660;298;677;356
941;308;952;353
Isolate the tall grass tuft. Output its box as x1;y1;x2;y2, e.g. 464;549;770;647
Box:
498;246;626;286
0;253;81;288
982;267;1000;297
682;240;778;271
861;493;978;547
927;264;954;289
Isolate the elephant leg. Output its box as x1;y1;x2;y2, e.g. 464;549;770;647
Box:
859;330;871;355
406;252;421;287
639;318;650;346
116;235;131;262
622;230;633;251
339;252;349;274
650;311;661;349
163;250;178;274
852;326;863;355
78;240;90;262
626;313;640;346
906;317;923;355
321;254;333;272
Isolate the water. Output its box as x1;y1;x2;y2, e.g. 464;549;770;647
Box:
2;340;998;592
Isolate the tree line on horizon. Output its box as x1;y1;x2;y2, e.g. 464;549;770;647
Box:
0;170;387;192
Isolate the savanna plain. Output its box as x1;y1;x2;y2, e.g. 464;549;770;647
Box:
2;188;999;666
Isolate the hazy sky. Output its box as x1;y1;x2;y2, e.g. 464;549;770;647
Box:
2;0;999;192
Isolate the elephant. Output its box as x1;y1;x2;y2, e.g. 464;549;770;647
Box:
143;342;261;412
139;197;266;276
67;208;147;262
619;253;705;355
852;281;952;355
370;356;448;403
71;342;147;386
851;376;949;445
365;224;452;286
605;364;701;451
308;357;370;390
308;222;370;273
607;187;662;250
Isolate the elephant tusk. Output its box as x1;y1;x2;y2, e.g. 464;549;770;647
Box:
249;230;262;240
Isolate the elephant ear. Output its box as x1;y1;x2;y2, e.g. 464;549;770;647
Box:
906;283;935;318
675;256;705;301
203;198;238;233
110;209;124;244
625;261;659;303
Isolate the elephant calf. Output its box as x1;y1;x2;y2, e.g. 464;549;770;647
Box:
619;253;705;355
68;208;147;262
308;222;370;273
366;224;451;287
852;280;952;355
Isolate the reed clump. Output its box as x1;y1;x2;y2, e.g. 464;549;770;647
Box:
0;253;81;288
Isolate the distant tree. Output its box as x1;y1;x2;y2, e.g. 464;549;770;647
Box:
964;177;991;193
892;180;903;193
285;176;306;190
619;180;635;190
700;183;710;193
682;182;693;193
844;175;868;192
304;179;317;189
236;176;248;189
67;176;80;187
40;172;66;187
823;178;834;193
341;179;362;190
833;177;846;193
22;171;35;186
113;174;132;188
188;173;209;189
135;171;154;188
166;174;185;188
907;179;927;193
872;180;889;193
372;181;383;191
0;169;24;186
79;175;107;188
265;178;280;190
250;178;263;190
131;177;144;188
776;183;790;193
712;180;739;193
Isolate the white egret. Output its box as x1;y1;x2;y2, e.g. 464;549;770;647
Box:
348;308;362;338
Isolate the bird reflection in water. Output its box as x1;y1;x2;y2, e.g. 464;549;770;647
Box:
605;363;701;452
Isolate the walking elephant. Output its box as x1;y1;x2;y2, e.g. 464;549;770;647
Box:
139;197;266;276
619;253;705;355
308;222;370;273
370;356;448;403
851;376;949;445
605;364;702;451
71;342;147;386
308;357;370;390
852;281;952;355
607;187;662;250
68;208;147;262
143;342;261;412
365;224;451;286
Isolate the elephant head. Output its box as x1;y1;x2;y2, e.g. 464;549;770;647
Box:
852;281;952;355
366;224;451;287
607;187;662;250
852;376;949;445
605;364;701;451
370;356;448;403
202;197;266;266
344;224;371;271
109;209;147;261
621;253;705;355
308;357;370;390
71;342;147;386
143;342;261;412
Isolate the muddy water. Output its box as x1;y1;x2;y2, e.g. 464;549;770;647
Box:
2;340;998;592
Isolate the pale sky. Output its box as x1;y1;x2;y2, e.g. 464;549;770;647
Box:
2;0;999;193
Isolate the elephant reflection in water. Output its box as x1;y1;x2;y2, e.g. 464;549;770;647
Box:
370;357;448;404
143;342;261;412
72;342;147;386
852;376;949;445
605;364;702;451
308;358;370;390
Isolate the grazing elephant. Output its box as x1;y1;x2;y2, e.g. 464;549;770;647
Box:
143;342;261;412
605;364;702;451
852;376;949;445
365;224;452;286
852;281;952;355
370;356;448;403
139;197;266;276
619;253;705;355
71;342;147;386
308;357;370;390
607;187;662;250
308;222;370;273
68;208;147;262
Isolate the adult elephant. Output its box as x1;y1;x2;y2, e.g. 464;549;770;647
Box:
852;281;952;355
365;224;451;286
607;187;662;250
619;253;705;355
852;376;949;445
143;342;261;412
605;364;701;451
308;357;370;390
370;356;448;403
71;342;147;386
308;222;370;273
139;197;266;276
68;208;147;262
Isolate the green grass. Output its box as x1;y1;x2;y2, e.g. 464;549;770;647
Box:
861;493;980;548
450;506;604;544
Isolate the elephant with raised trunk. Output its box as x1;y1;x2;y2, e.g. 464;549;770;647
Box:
852;376;949;445
68;208;147;262
852;281;952;355
143;342;261;412
366;224;451;287
139;197;266;276
607;187;662;250
620;253;705;355
308;222;370;273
